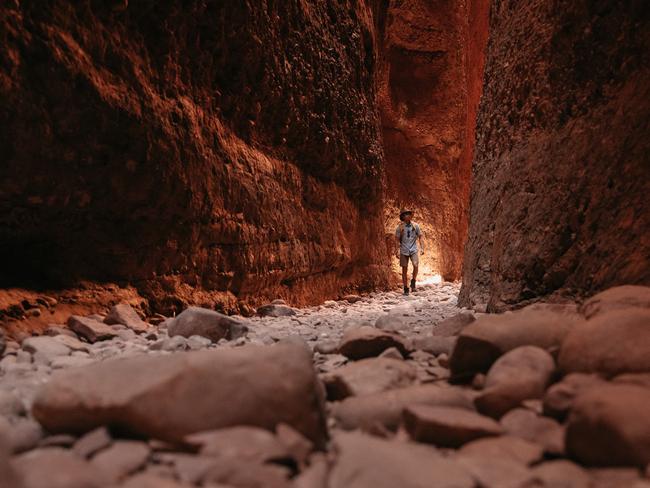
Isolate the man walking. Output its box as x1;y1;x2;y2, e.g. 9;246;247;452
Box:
395;209;424;295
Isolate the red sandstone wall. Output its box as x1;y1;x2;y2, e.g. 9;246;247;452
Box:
0;1;390;313
376;0;488;281
459;0;650;310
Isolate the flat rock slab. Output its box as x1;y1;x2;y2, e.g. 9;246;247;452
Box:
67;315;118;343
22;336;70;358
566;383;650;467
329;431;474;488
331;384;474;432
256;304;296;317
338;326;411;359
404;405;502;447
91;440;150;483
104;303;150;333
450;303;581;378
459;435;544;466
32;342;328;447
186;425;289;464
558;309;650;377
321;357;416;400
12;447;109;488
168;307;248;342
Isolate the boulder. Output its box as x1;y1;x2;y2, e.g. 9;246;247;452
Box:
73;427;112;458
558;309;650;377
580;285;650;319
403;405;502;447
338;326;411;359
475;346;555;418
331;384;474;432
0;434;23;488
566;383;650;466
256;303;296;317
456;454;534;488
542;373;606;420
431;311;475;337
459;436;544;466
67;315;118;343
328;431;474;488
104;303;150;333
412;336;457;356
12;448;108;488
320;357;416;400
91;440;150;483
201;458;291;487
52;335;89;352
186;426;289;464
501;408;564;455
168;307;248;342
32;342;328;447
21;337;70;359
530;460;591;488
374;314;407;332
450;303;581;378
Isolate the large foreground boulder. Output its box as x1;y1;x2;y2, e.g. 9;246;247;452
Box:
580;285;650;319
450;303;581;378
566;383;650;467
32;342;327;447
558;309;650;377
168;307;248;343
475;346;555;418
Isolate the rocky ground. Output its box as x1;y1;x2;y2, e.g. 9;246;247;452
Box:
1;283;649;488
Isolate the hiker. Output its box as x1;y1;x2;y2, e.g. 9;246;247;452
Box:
395;209;424;295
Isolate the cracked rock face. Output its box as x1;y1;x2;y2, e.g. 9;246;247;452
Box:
460;0;650;310
0;0;389;312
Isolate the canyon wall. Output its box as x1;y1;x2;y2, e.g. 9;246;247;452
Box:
0;0;390;314
377;0;489;281
460;0;650;310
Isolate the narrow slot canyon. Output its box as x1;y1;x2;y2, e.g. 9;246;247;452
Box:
0;1;649;486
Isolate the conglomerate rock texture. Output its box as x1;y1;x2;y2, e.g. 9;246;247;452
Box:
0;0;389;313
460;0;650;310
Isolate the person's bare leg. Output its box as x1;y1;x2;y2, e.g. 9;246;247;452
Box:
402;265;409;289
412;265;419;282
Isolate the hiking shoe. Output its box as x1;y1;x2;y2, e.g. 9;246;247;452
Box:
410;279;416;292
403;286;410;295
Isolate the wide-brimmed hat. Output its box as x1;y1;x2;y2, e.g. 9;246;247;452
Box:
399;209;413;221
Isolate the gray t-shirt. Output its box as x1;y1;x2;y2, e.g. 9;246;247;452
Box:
396;222;421;256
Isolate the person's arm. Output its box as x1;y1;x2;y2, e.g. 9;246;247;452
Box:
395;226;401;258
419;228;425;254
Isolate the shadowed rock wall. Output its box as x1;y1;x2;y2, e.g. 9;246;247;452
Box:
0;0;390;313
459;0;650;310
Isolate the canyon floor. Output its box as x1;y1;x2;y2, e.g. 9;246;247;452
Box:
1;282;649;488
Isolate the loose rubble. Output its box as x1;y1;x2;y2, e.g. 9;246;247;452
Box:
1;284;649;487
